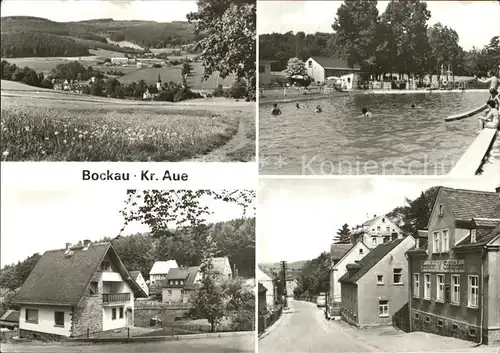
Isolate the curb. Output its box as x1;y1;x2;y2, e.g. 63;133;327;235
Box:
68;331;253;344
258;309;288;341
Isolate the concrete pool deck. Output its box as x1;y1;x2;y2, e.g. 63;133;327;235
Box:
365;88;488;94
449;129;498;176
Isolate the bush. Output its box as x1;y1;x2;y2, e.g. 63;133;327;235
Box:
228;79;248;99
212;84;225;97
173;88;202;102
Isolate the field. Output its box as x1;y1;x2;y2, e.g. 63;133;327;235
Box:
1;80;255;162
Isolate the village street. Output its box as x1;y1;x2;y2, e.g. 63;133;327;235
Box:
259;299;499;353
0;334;254;353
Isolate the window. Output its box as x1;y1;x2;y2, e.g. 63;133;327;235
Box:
436;275;445;301
438;204;444;216
433;232;440;253
119;307;124;319
442;230;449;252
372;237;377;246
471;229;477;243
89;282;98;295
308;60;312;68
414;313;419;319
377;226;381;233
393;268;403;284
25;309;38;323
54;311;64;327
424;274;431;299
425;316;430;323
101;261;111;271
382;218;385;223
468;276;479;308
413;274;420;297
451;275;460;304
438;319;443;327
347;77;351;83
383;236;390;243
469;328;477;337
378;300;389;317
377;275;384;285
112;308;117;320
359;248;363;254
452;324;458;331
386;226;390;233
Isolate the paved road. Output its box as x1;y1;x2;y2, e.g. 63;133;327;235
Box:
259;299;374;353
0;335;254;353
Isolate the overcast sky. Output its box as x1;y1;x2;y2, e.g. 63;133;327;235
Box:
258;178;500;264
1;0;198;22
1;189;254;267
258;0;500;51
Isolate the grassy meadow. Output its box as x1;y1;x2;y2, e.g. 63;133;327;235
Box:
1;84;251;161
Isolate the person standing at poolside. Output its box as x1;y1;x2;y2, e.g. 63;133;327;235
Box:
475;70;500;91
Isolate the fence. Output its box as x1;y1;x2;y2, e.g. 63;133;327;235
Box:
258;305;283;334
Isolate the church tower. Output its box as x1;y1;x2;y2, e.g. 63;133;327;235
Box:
156;74;162;91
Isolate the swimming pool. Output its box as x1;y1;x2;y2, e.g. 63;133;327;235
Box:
259;91;487;175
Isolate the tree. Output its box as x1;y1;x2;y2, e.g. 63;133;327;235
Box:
380;0;431;79
121;190;256;263
427;23;461;84
187;0;256;98
293;252;331;298
283;57;309;86
192;266;225;333
332;0;380;72
334;223;351;244
181;61;192;88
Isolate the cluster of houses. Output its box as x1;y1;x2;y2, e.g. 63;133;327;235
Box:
0;239;236;340
328;186;500;346
109;56;163;68
257;266;298;314
53;76;96;93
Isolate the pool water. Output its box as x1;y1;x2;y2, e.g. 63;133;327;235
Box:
259;91;487;175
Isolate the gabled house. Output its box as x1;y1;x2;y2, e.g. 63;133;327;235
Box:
149;260;179;285
257;266;277;310
351;214;405;249
209;256;233;281
13;241;147;340
129;271;149;297
305;56;361;87
161;267;201;304
407;186;500;345
330;242;370;306
339;236;416;327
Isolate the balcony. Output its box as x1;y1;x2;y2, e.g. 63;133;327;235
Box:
103;293;130;304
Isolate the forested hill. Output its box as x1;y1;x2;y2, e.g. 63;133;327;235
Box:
0;16;200;58
0;217;255;291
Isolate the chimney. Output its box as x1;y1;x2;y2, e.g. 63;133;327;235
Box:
83;239;91;250
65;243;71;251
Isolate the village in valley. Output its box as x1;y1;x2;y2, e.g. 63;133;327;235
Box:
257;178;500;353
0;189;256;353
0;0;256;163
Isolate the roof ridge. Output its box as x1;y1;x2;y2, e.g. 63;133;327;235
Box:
443;187;498;196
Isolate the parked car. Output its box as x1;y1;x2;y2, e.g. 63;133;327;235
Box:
316;294;326;307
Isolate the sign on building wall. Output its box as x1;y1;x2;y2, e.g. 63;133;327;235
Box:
421;260;465;273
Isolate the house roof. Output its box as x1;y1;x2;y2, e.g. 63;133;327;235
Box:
13;242;147;306
0;310;19;323
339;238;406;284
438;188;500;221
455;222;500;249
330;243;353;261
150;260;178;275
210;256;231;274
260;60;276;65
257;265;276;281
129;271;141;281
164;266;200;289
309;56;361;70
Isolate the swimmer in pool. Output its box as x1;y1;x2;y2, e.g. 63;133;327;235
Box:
361;107;372;118
411;103;416;108
271;104;282;116
315;105;322;113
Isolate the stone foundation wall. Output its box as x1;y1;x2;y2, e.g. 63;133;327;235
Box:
411;310;480;344
71;272;103;337
19;329;64;342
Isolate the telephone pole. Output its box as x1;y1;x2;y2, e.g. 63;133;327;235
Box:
281;260;288;308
